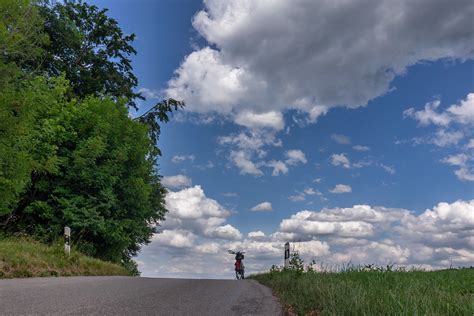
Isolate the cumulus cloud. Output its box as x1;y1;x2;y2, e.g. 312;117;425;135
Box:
234;111;284;131
277;200;474;266
230;150;263;176
447;93;474;124
280;210;375;238
403;93;473;146
441;154;474;181
162;175;192;189
250;201;273;212
218;129;282;176
330;153;351;169
266;160;288;176
171;154;195;164
218;130;280;153
330;184;352;194
212;224;243;240
285;149;307;165
138;198;474;278
404;93;474;154
303;188;321;196
165;185;230;220
403;99;451;126
432;129;464;147
152;230;195;248
331;134;351;145
404;93;474;180
248;231;266;240
166;0;474;121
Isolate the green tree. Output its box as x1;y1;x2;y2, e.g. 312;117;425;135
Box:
37;0;142;108
1;0;184;271
0;0;47;69
0;0;48;218
4;76;168;263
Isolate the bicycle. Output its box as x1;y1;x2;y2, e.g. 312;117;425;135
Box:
228;250;245;279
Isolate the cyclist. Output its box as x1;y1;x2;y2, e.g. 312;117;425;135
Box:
229;250;245;279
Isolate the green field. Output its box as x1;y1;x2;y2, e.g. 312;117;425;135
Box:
253;268;474;315
0;239;130;278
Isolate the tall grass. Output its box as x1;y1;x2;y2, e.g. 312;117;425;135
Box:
0;238;130;278
253;262;474;315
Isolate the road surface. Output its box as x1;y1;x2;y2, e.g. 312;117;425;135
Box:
0;276;283;315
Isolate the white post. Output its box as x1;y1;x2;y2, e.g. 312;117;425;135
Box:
64;226;71;254
284;242;290;268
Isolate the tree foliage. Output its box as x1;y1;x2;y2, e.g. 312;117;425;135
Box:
5;77;167;263
0;0;183;269
37;0;142;108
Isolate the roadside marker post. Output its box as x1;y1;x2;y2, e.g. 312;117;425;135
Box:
284;242;290;268
64;226;71;255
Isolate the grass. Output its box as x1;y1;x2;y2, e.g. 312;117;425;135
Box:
0;238;130;278
253;268;474;315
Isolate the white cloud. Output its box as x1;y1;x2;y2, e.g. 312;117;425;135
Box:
234;111;284;131
289;188;325;203
138;87;161;100
441;154;474;182
331;134;351;144
138;199;474;278
278;200;474;266
152;230;195;248
447;93;474;124
165;185;230;220
454;168;474;182
162;175;192;189
171;154;195;164
218;129;283;176
330;153;351;169
285;149;307;165
166;47;246;114
353;145;370;152
433;129;465;147
330;184;352;194
230;150;263;176
303;188;321;196
166;0;474;121
212;224;243;240
442;154;469;166
266;160;288;176
280;212;374;238
248;231;266;240
251;201;273;212
403;93;474;181
403;99;451;126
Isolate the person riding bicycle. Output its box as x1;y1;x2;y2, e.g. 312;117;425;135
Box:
229;250;245;279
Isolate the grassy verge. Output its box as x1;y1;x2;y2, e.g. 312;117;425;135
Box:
253;268;474;315
0;238;130;278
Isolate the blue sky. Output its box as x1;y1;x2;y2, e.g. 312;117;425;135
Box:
90;0;473;278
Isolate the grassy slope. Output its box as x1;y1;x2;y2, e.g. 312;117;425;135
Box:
253;269;474;315
0;239;130;278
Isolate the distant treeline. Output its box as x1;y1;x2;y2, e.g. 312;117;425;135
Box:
0;0;183;274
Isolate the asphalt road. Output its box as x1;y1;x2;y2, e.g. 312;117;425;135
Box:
0;276;283;315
